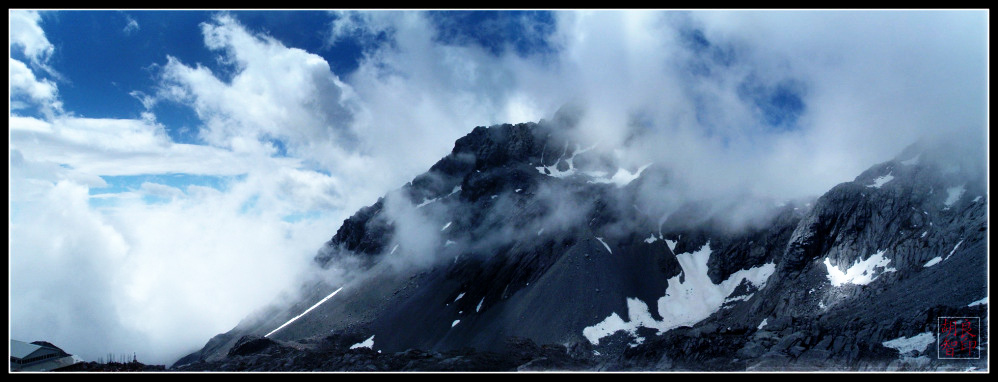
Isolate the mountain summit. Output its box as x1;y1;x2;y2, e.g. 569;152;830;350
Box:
173;119;987;371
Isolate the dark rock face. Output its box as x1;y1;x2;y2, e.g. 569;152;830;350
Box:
177;121;988;372
228;336;279;357
173;334;594;372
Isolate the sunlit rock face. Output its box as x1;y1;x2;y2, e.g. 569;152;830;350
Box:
176;122;987;371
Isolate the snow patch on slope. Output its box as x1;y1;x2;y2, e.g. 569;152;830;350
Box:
900;154;921;166
923;257;943;268
944;184;966;207
868;173;894;188
882;332;934;355
418;186;461;208
583;242;775;345
536;144;650;188
723;293;754;304
823;250;896;287
535;143;596;179
587;163;653;188
349;335;375;350
664;239;677;253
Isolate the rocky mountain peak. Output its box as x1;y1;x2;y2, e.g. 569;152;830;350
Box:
179;122;987;372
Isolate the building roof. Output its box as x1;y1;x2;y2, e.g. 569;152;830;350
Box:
11;340;82;372
10;340;46;360
15;355;84;372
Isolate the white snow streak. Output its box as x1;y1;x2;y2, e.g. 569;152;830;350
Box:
923;257;942;268
967;297;987;307
596;237;612;254
416;197;437;208
723;293;754;304
265;287;343;338
757;318;768;330
868;174;894;188
944;240;963;261
418;186;460;208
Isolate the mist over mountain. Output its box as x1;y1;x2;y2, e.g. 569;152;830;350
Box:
172;110;987;371
9;10;986;371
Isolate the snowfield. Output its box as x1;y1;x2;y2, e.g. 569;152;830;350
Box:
583;242;775;345
882;332;934;355
868;174;895;188
823;251;896;287
944;184;966;206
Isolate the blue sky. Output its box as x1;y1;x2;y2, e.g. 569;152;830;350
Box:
9;10;988;365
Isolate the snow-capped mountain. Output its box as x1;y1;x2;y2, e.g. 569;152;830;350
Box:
172;116;987;371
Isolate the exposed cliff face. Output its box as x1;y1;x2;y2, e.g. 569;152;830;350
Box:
175;120;987;371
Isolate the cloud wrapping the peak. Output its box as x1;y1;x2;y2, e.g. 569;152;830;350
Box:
540;10;987;202
8;10;987;366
